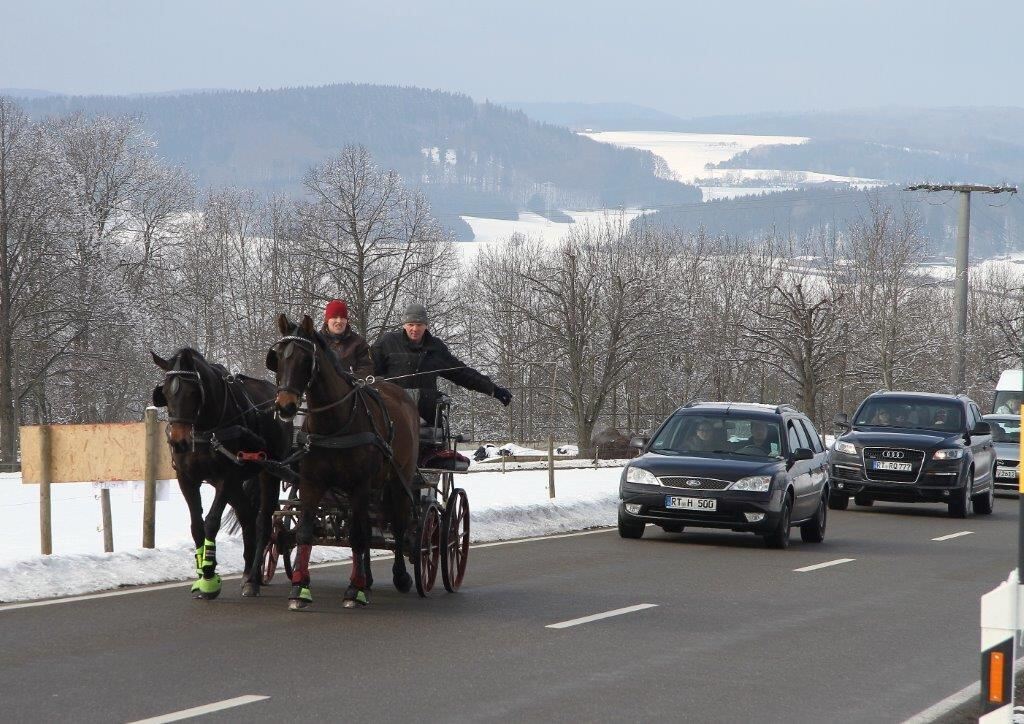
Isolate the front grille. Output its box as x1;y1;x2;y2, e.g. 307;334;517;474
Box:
862;447;925;483
647;507;742;523
658;476;732;490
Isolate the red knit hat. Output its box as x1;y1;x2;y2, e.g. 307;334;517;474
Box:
325;299;348;321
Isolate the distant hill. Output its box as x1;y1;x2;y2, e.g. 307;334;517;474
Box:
501;101;685;131
15;84;700;239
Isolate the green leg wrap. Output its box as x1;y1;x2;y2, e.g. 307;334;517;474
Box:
190;578;202;593
202;538;217;570
194;544;205;577
290;585;312;602
356;590;368;605
197;574;222;595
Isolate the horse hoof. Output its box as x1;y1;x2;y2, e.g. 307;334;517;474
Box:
394;572;412;593
241;582;260;597
199;589;221;601
288;598;311;611
343;588;369;608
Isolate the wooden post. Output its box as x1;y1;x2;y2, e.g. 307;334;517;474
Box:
501;453;506;475
39;424;52;555
547;434;556;499
594;445;600;468
142;407;158;548
100;488;113;553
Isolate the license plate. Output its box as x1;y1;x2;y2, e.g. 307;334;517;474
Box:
997;468;1018;478
872;460;913;472
665;495;717;511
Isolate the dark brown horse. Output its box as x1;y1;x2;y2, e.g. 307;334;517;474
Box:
151;348;291;598
267;313;419;610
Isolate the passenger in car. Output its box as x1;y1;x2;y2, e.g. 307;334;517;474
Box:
687;421;718;452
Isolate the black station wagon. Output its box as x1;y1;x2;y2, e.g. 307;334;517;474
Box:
618;402;830;548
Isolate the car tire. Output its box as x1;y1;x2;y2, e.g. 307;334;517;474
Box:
853;494;874;507
973;474;995;516
827;493;849;511
764;494;792;549
618;512;645;539
800;493;828;543
948;470;974;519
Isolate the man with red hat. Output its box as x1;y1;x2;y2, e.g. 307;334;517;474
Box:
321;299;373;378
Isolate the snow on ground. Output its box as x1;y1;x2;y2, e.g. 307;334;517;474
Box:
457;208;648;253
0;465;625;602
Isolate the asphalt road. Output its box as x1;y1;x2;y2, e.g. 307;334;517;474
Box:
1;498;1019;724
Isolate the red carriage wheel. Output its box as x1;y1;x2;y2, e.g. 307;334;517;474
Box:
261;533;279;585
414;502;442;597
441;488;470;592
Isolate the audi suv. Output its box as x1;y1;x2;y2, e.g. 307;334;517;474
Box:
830;391;995;518
618;402;829;549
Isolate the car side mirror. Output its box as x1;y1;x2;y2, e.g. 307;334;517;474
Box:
972;421;991;436
629;435;649;451
787;447;814;467
833;412;850;430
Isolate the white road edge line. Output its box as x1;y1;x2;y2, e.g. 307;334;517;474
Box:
932;531;974;541
900;680;979;724
0;527;616;612
127;694;269;724
793;558;855;573
546;603;658;629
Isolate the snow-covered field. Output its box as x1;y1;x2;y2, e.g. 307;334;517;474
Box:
457;208;649;255
0;464;625;603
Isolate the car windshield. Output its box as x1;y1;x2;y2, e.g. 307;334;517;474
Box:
989;419;1020;443
853;399;963;432
649;414;784;458
993;391;1022;415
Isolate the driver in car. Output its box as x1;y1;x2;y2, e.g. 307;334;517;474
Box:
748;420;774;455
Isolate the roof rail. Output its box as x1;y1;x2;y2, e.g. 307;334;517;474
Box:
683;399;703;408
775;403;796;414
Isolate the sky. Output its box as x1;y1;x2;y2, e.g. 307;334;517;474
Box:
2;0;1022;117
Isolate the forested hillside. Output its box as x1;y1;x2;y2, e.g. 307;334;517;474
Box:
20;84;700;238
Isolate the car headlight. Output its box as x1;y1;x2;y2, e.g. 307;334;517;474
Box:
833;440;857;455
933;448;965;460
625;466;661;486
729;475;772;492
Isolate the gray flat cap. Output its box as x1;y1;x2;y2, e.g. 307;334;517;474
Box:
402;303;429;325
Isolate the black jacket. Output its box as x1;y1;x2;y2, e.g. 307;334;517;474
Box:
320;324;373;378
371;329;495;421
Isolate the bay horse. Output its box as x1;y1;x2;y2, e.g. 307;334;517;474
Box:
267;313;419;610
151;348;292;599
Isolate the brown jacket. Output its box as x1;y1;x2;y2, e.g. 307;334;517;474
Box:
321;324;373;378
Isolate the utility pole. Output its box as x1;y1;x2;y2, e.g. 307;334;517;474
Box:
906;184;1017;393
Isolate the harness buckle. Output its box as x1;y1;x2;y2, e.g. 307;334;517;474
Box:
236;450;268;462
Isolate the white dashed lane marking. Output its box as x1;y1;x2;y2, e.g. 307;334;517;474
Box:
127;695;269;724
793;558;856;573
546;603;659;629
932;531;974;541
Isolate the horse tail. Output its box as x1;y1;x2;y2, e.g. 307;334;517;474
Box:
223;476;262;535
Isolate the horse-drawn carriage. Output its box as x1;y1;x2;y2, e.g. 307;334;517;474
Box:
261;393;470;597
152;312;473;610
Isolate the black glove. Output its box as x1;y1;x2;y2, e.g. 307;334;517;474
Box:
493;386;512;407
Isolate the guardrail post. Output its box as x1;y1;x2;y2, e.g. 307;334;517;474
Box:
39;424;52;555
100;488;114;553
979;570;1017;721
142;407;158;548
547;435;556;499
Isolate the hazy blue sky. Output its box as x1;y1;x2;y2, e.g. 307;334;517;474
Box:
2;0;1021;116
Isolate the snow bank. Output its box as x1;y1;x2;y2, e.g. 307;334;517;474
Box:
0;466;624;603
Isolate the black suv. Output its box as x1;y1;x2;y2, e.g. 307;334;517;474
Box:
619;402;830;549
830;391;995;518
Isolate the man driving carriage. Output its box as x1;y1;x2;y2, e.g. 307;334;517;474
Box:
321;299;373;378
371;302;513;425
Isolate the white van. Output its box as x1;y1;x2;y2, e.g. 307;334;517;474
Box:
993;369;1023;414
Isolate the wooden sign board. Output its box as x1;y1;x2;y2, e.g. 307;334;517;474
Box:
20;423;175;484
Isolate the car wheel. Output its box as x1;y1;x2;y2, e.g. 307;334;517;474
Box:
948;470;974;519
827;493;849;511
618;511;645;539
764;494;792;549
854;494;874;507
800;493;827;543
973;473;994;516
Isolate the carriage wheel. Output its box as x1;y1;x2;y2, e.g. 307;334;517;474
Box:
261;532;279;585
414;503;442;597
441;488;470;592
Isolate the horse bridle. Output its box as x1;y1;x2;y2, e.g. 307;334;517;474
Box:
163;369;205;425
276;334;319;398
